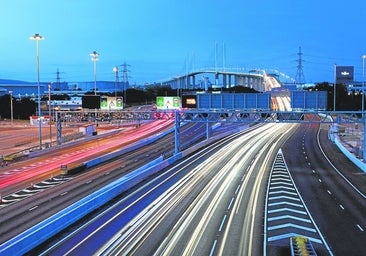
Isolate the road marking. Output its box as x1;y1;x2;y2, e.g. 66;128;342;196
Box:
268;233;323;244
241;174;246;182
271;182;293;187
357;224;364;232
268;223;316;233
327;190;332;195
235;185;240;194
219;215;227;232
209;240;217;256
29;205;38;211
268;207;307;215
271;177;291;182
268;201;304;208
268;195;300;201
265;149;330;251
269;190;297;196
268;215;311;223
270;185;295;191
339;204;344;210
227;197;234;210
271;174;291;179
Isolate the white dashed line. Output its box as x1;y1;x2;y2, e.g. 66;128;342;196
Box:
227;197;234;210
219;215;227;232
29;205;38;211
357;224;364;232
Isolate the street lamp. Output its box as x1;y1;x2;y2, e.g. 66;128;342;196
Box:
362;55;366;115
90;51;99;95
48;83;52;147
334;64;337;112
9;91;13;127
113;66;119;100
30;33;44;150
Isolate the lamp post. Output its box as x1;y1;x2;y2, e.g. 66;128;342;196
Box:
113;66;119;99
9;91;13;127
90;51;99;95
362;55;366;115
30;33;44;150
48;83;52;147
334;64;337;112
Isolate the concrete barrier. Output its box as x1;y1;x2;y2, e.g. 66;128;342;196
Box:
333;134;366;172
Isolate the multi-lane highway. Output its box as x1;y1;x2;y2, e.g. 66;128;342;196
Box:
0;119;173;195
35;122;366;255
0;119;240;248
2;113;366;255
282;122;366;255
0;119;176;243
32;123;297;255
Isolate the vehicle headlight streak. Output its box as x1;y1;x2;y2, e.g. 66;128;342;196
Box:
98;123;298;256
158;123;297;256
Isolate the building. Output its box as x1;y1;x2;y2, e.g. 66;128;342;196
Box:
0;79;129;97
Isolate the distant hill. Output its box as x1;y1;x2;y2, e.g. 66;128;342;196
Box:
0;79;32;84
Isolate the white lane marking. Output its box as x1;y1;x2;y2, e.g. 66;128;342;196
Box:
29;205;38;211
219;215;227;232
357;224;364;232
209;240;217;256
227;197;235;210
268;223;316;233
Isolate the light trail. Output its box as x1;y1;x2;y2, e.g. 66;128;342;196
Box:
95;123;297;255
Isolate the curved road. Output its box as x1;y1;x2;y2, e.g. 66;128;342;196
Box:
4;120;366;255
282;123;366;255
60;123;296;256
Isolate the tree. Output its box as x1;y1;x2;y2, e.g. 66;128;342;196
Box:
307;82;362;111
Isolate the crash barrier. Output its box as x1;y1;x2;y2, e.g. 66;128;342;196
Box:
329;124;366;173
333;134;366;172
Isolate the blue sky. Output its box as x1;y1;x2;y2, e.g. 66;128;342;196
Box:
0;0;365;84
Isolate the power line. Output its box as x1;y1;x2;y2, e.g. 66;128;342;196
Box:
295;46;305;84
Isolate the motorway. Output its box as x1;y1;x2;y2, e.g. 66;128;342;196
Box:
2;117;366;255
0;119;176;243
34;122;366;255
0;119;173;195
282;122;366;255
0;119;240;247
34;123;297;255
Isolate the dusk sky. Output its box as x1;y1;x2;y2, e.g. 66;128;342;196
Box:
0;0;365;84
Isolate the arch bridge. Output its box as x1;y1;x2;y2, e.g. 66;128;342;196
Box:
158;68;270;92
